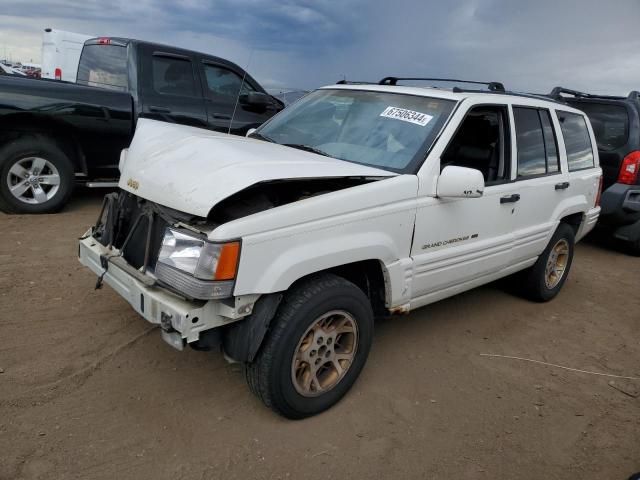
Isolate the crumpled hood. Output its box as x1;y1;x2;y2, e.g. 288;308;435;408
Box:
119;119;395;217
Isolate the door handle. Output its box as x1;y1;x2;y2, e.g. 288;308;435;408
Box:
213;114;231;119
500;194;521;204
555;182;570;190
149;106;171;113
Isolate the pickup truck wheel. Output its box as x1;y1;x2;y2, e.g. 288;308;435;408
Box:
0;135;74;214
521;223;575;302
245;274;374;419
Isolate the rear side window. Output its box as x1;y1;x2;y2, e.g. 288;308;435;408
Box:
77;44;128;91
152;55;196;97
514;107;559;177
567;102;628;151
557;111;595;171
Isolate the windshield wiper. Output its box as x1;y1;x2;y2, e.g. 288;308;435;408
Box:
283;143;331;157
249;131;275;143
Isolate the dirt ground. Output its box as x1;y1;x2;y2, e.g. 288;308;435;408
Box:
0;189;639;480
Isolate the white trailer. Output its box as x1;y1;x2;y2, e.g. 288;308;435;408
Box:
41;28;93;82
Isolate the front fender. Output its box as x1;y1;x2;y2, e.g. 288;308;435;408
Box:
234;228;406;295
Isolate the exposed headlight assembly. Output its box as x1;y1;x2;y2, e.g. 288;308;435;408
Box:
155;228;240;300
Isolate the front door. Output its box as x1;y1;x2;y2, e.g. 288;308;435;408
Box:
410;104;518;307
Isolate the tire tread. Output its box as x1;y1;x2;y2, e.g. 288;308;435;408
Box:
245;274;370;418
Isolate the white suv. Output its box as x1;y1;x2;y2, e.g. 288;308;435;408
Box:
79;77;602;418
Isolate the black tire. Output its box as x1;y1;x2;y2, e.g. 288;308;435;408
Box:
520;223;575;302
245;273;374;419
0;135;75;214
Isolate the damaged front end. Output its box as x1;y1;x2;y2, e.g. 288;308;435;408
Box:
78;191;257;351
79;168;391;353
208;176;379;223
91;191;236;300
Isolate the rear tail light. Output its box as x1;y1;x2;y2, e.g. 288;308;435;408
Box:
98;37;111;45
54;68;61;80
618;151;640;184
595;175;603;207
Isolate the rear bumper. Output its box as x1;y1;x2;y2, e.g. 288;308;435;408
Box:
78;230;253;349
599;183;640;223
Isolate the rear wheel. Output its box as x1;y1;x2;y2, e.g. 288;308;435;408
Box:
245;274;374;419
520;223;575;302
0;135;75;214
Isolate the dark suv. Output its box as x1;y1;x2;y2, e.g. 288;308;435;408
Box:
549;87;640;254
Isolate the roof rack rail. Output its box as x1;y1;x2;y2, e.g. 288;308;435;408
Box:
378;77;505;92
336;79;376;85
549;86;640;101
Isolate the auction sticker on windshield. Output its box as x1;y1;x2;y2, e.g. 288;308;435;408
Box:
380;106;433;126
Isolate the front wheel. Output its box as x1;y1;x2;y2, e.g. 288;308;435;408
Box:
245;274;374;419
520;223;575;302
0;135;75;214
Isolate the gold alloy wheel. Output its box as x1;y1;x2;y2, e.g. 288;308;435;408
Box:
291;310;358;397
544;239;570;289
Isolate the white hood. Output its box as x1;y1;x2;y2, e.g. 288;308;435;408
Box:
119;119;395;217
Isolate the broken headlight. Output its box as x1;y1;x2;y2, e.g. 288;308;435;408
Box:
155;228;240;299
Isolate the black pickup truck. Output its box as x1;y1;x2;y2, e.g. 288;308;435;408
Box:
0;37;283;213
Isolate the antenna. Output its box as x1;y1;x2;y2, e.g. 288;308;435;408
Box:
228;48;254;135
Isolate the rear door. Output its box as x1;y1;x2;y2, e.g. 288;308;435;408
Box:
138;46;208;128
198;61;280;135
509;106;568;263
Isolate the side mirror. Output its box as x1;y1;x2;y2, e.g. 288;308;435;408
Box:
246;128;257;137
240;91;271;108
437;166;485;198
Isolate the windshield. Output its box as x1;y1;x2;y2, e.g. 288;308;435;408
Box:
76;44;128;91
256;89;456;173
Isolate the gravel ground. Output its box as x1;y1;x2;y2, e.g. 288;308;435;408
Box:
1;190;639;480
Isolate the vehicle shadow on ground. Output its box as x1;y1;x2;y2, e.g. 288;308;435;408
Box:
62;187;117;214
582;230;637;256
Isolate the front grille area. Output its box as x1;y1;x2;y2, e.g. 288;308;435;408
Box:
93;192;168;271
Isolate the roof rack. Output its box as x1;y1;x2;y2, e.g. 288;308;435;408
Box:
548;86;640;101
378;77;505;93
336;79;376;85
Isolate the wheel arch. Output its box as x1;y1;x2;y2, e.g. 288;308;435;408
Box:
223;259;389;363
0;113;86;175
559;211;584;236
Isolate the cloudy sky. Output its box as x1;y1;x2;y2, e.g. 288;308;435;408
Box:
1;0;639;94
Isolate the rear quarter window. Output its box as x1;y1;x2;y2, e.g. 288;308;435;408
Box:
557;111;595;171
567;102;628;151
